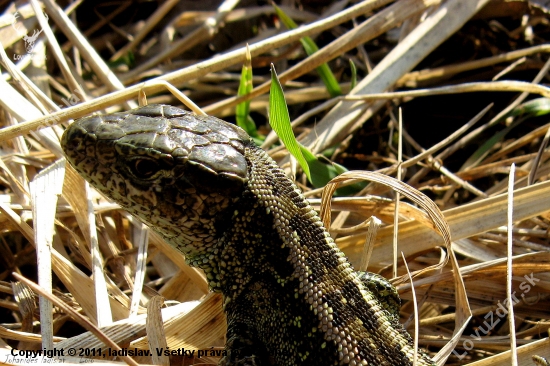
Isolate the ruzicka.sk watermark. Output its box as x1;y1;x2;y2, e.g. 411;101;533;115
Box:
452;272;540;360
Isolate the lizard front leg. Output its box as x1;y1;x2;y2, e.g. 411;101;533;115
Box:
219;302;272;366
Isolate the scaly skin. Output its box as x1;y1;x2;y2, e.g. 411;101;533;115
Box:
61;104;435;366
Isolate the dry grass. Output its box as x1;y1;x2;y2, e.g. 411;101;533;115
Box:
0;0;549;365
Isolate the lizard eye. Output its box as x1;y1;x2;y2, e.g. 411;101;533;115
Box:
128;158;161;179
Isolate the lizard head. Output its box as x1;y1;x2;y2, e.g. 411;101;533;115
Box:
62;104;251;257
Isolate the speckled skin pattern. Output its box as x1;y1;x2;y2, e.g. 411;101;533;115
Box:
62;104;434;366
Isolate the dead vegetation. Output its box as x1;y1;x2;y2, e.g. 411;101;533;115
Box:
0;0;549;365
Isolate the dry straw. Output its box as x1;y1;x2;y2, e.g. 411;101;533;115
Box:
1;0;549;365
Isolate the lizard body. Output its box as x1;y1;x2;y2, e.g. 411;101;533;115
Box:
61;104;435;366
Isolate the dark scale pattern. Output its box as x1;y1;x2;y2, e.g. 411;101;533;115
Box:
61;105;435;366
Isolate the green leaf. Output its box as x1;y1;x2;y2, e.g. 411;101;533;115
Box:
461;99;550;169
236;46;259;137
349;59;357;90
269;65;311;180
301;146;366;194
300;146;339;188
461;118;523;170
273;4;341;97
269;65;365;194
298;146;325;187
108;52;135;68
508;98;550;118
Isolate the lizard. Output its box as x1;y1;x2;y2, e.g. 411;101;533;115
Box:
61;104;436;366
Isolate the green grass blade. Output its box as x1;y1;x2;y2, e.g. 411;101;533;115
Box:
461;118;523;169
299;146;339;188
269;65;311;180
349;59;357;90
236;46;259;137
269;64;364;193
108;51;135;68
300;146;366;194
273;5;341;97
507;97;550;117
462;98;550;169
